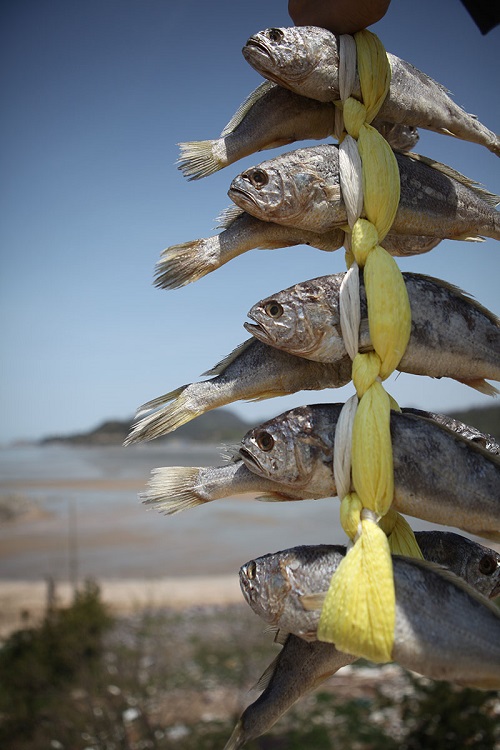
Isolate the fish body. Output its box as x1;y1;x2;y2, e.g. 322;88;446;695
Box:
223;634;354;750
140;458;315;516
242;26;499;156
225;531;500;748
177;81;336;180
403;407;500;454
125;338;352;445
140;406;500;536
177;80;419;181
240;544;500;689
239;404;500;540
245;271;500;393
228;144;500;239
155;206;441;290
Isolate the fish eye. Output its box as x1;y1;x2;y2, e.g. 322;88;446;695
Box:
256;430;275;452
478;554;497;575
246;560;257;579
268;28;284;43
264;301;283;319
249;168;269;189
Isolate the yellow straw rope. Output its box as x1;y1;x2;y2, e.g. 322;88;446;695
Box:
318;30;422;663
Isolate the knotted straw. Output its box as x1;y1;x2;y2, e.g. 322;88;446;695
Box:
318;30;422;663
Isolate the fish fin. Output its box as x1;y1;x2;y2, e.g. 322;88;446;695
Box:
139;467;207;515
398;557;500;615
134;385;186;418
124;387;199;445
220;81;276;137
407;152;500;206
452;234;485;242
216;204;246;229
256;492;302;502
253;652;282;692
155;237;221;289
456;378;499;396
409;273;500;327
222;719;245;750
262;625;289;644
273;629;290;646
300;592;328;611
177;140;226;180
219;444;243;462
202;338;255;376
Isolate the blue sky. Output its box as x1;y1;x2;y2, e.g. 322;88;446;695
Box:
1;0;499;444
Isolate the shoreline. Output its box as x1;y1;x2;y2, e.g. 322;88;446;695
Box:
0;574;243;638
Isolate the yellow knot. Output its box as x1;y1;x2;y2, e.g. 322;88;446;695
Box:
379;509;424;558
364;246;412;379
351;218;378;266
352;351;381;397
351;381;393;517
318;517;395;662
340;493;363;540
343;97;367;139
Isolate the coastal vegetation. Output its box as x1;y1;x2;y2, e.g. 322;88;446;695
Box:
0;582;498;750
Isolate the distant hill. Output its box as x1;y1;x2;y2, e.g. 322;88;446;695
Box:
40;408;252;446
40;402;500;447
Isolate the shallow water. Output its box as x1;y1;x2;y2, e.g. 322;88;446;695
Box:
0;442;479;583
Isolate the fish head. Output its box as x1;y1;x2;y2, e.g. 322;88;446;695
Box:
244;276;344;362
416;531;500;599
239;552;291;626
228;146;343;232
242;26;339;102
239;406;335;491
240;545;347;634
464;543;500;599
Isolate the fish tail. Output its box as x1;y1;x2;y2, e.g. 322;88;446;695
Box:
124;386;198;445
154;236;221;289
457;378;499;396
177;139;227;180
222;720;246;750
140;467;208;515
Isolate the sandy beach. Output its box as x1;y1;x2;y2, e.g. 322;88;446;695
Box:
2;444;499;640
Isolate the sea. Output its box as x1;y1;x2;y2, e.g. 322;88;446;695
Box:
0;442;474;584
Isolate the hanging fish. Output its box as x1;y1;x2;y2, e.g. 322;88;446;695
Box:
238;404;500;540
239;544;500;689
245;271;500;393
127;268;499;446
155;206;440;290
228;145;500;239
224;531;500;749
242;26;499;156
124;339;351;445
177;81;419;181
140;405;500;540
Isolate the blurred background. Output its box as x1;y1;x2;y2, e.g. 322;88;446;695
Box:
1;0;499;747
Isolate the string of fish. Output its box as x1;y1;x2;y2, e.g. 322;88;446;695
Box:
317;30;423;663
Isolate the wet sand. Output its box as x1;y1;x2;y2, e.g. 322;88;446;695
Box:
2;471;499;639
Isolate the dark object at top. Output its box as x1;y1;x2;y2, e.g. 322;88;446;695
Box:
461;0;500;34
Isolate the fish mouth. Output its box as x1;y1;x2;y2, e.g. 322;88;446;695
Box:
239;446;265;474
228;185;260;211
244;320;271;343
243;37;274;64
242;38;285;86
